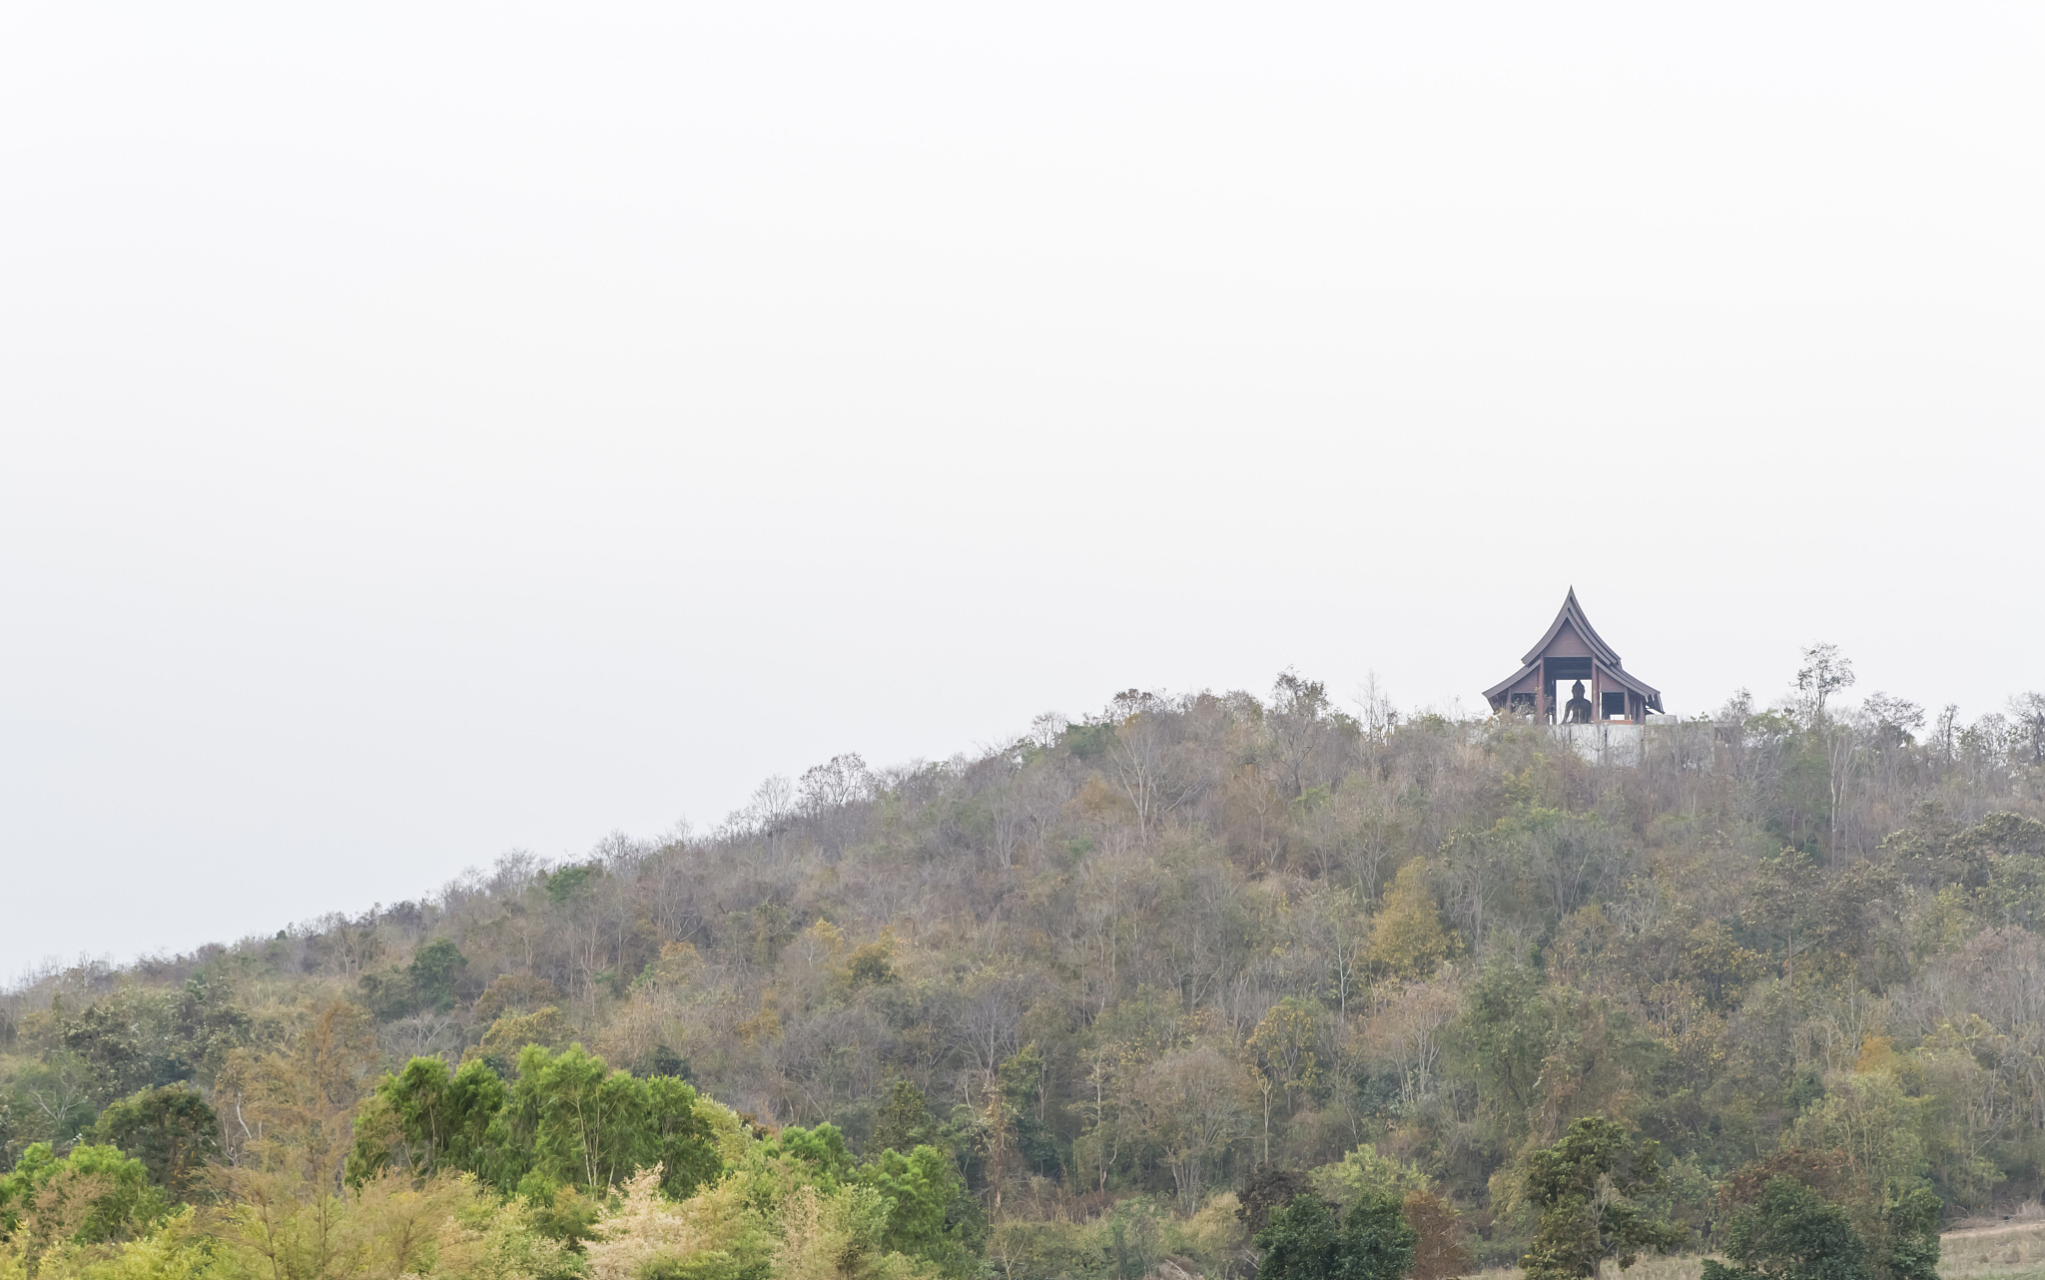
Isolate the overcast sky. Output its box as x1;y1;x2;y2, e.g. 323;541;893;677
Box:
2;1;2039;980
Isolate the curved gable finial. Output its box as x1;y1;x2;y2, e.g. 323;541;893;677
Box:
1521;588;1624;668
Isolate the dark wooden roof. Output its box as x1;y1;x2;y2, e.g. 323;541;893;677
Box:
1483;588;1663;710
1522;586;1622;668
1481;662;1542;705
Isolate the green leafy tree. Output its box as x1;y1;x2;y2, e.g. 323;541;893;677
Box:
1718;1152;1942;1280
409;938;470;1013
1253;1188;1418;1280
347;1055;507;1183
1874;1188;1941;1280
1701;1177;1870;1280
89;1084;221;1200
1522;1117;1684;1280
857;1144;982;1277
1339;1188;1423;1280
1309;1144;1432;1212
0;1141;168;1248
999;1044;1061;1178
347;1045;719;1201
869;1082;941;1155
754;1122;859;1201
1700;1173;1938;1280
495;1045;721;1199
4;1051;100;1154
1452;953;1553;1146
1784;1073;1926;1202
51;976;250;1105
359;939;472;1020
540;861;602;905
1253;1192;1341;1280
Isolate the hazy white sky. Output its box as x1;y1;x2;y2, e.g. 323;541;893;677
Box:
2;1;2039;978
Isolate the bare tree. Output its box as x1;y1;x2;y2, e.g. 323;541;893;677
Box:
1136;1045;1251;1213
1299;886;1370;1028
1357;973;1460;1109
2011;693;2045;768
951;971;1028;1084
752;775;798;849
1105;695;1197;842
1933;703;1962;766
1797;641;1857;721
1824;714;1865;862
1270;670;1333;800
1029;712;1070;749
1356;669;1399;743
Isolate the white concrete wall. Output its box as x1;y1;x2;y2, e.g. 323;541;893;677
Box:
1554;721;1642;765
1548;717;1712;766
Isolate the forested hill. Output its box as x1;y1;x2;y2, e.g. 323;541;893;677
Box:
5;672;2045;1280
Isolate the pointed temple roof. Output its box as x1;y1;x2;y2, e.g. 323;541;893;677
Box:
1520;587;1622;668
1483;588;1663;715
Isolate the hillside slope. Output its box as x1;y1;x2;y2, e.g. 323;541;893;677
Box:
5;674;2045;1272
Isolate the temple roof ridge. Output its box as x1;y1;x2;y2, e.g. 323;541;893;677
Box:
1522;586;1624;669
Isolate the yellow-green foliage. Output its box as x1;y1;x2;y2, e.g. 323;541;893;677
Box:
583;1165;772;1280
2;1208;209;1280
1310;1146;1433;1211
1368;860;1452;979
207;1168;494;1280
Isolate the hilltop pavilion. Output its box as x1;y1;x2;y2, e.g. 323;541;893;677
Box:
1483;588;1664;723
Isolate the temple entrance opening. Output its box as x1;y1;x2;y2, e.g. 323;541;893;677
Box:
1546;658;1593;722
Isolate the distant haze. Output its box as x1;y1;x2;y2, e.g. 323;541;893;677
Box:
2;2;2039;977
